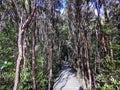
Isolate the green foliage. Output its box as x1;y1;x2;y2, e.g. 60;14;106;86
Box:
100;84;115;90
61;26;68;36
102;24;118;35
0;31;16;61
19;67;31;90
109;44;120;50
0;13;17;90
36;52;48;90
0;61;13;70
0;67;15;90
60;24;68;40
96;55;120;90
36;71;48;90
53;47;61;74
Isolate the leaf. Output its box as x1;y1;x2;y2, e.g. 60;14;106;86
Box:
2;61;13;68
113;60;120;63
90;18;96;22
109;44;120;50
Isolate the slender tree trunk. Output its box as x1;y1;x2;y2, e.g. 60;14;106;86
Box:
31;19;36;90
109;35;113;60
47;0;54;89
82;32;92;90
23;30;27;69
48;39;53;90
13;23;23;90
13;1;36;90
102;33;107;53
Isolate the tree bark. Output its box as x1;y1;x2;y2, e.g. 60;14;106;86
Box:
48;40;53;90
13;23;23;90
109;35;113;60
82;32;92;90
31;19;36;90
13;1;36;89
101;33;107;53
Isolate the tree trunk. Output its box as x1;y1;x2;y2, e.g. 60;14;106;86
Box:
102;33;107;53
82;32;92;90
13;23;23;90
109;35;113;60
31;19;36;90
48;40;53;90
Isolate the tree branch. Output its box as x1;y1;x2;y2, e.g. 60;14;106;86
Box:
11;0;20;21
22;0;37;29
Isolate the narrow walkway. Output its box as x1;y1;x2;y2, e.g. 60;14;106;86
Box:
53;61;83;90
